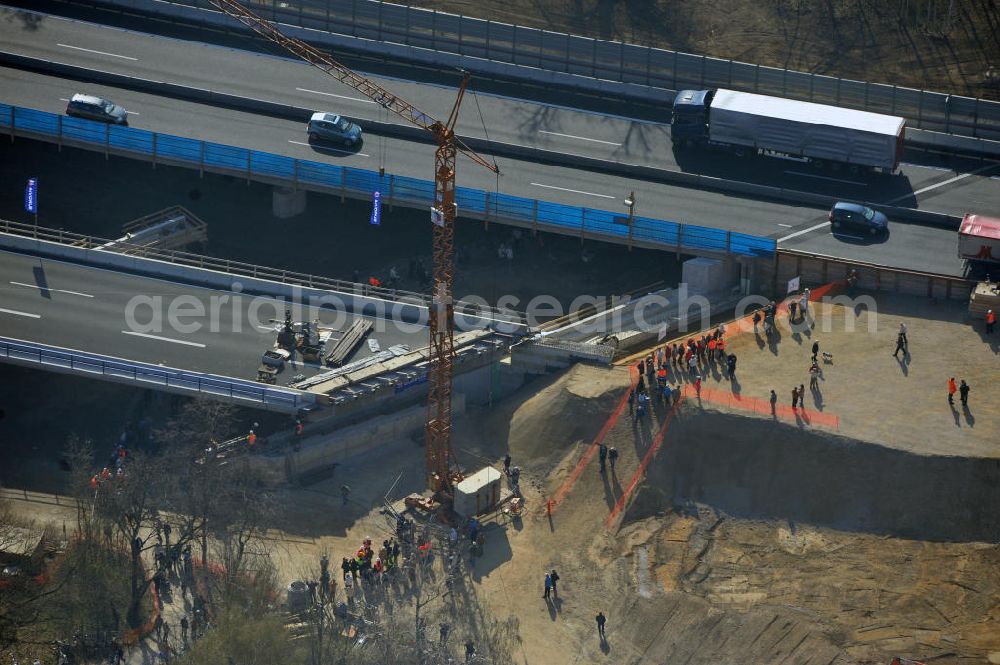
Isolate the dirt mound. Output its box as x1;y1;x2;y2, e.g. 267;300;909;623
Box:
626;403;1000;543
498;364;628;467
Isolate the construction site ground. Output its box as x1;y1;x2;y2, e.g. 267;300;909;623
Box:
5;289;1000;664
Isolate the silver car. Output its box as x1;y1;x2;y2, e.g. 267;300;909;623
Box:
307;112;362;146
66;93;128;124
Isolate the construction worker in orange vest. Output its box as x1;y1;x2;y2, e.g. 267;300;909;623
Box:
987;309;996;334
248;430;257;446
947;377;957;405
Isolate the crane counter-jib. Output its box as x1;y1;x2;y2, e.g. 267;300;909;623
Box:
707;89;906;170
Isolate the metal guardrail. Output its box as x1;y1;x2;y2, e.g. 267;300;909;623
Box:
0;335;314;411
774;248;976;301
135;0;1000;141
0;217;527;326
0;103;776;259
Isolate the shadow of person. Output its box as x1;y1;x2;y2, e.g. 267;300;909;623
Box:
896;355;909;377
600;635;610;653
547;597;557;621
963;405;975;427
730;376;741;395
552;597;563;614
601;468;615;509
950;403;961;427
810;386;824;410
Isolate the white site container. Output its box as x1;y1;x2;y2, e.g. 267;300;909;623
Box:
454;467;502;517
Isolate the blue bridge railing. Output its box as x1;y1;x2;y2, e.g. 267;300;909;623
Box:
0;336;314;413
1;103;776;258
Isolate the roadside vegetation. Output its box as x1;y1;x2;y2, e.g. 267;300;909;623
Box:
413;0;1000;99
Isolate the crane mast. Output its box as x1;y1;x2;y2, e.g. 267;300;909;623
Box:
209;0;498;497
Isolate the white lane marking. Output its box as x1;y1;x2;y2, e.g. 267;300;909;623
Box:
121;330;206;348
0;307;41;319
530;182;615;199
900;162;950;172
296;87;375;104
887;163;996;204
777;221;829;244
288;140;369;157
10;281;94;298
781;163;995;244
538;130;621;147
57;43;137;60
783;171;867;187
776;223;793;228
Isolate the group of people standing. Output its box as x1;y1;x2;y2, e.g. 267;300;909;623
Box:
632;325;735;410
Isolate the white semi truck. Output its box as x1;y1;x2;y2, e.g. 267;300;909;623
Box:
671;89;907;172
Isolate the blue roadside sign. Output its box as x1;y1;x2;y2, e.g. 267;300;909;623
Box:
370;190;381;225
25;177;38;214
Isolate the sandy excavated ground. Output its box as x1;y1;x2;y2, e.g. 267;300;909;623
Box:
5;292;999;663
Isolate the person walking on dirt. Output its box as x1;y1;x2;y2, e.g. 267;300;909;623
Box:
752;311;761;334
791;386;799;409
439;623;450;645
770;390;778;414
959;380;971;407
799;384;806;409
811;339;820;362
543;573;552;599
465;641;476;663
549;569;560;597
598;444;608;473
893;323;908;358
608;447;619;471
503;454;511;476
726;354;737;380
596;611;607;639
948;377;958;405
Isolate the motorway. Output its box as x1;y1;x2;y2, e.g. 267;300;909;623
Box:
1;7;998;276
0;249;423;381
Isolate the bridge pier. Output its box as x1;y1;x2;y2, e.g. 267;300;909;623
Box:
273;186;307;218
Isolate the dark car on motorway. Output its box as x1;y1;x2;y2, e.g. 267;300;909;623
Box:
829;202;888;236
307;112;362;146
65;93;129;125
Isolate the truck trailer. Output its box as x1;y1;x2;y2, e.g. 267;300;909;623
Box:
958;213;1000;266
671;89;906;172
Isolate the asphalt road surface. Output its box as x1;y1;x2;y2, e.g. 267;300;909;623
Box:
0;8;995;275
0;249;423;381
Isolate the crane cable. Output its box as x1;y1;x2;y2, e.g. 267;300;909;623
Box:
378;103;388;178
471;88;500;214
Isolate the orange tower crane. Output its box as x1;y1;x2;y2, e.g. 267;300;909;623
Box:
210;0;499;497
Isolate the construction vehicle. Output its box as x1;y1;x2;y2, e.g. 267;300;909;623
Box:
255;310;336;383
212;0;499;502
671;88;906;172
